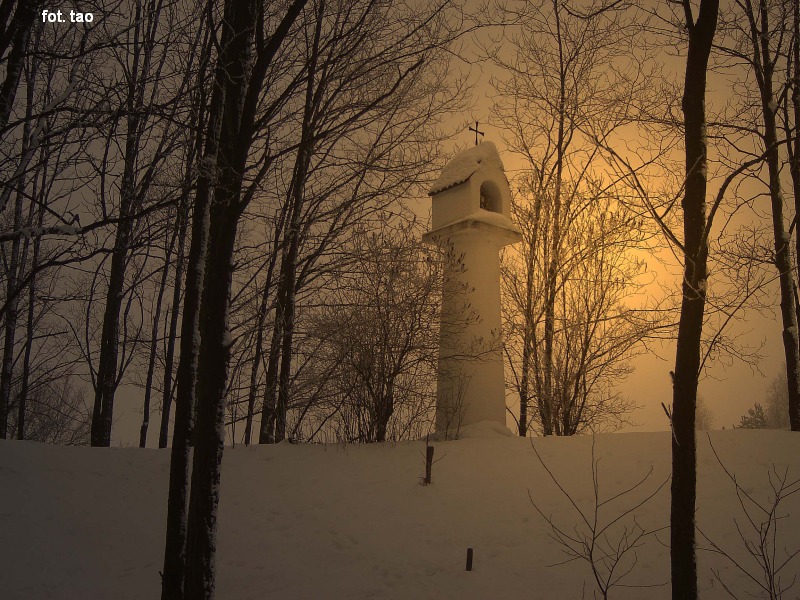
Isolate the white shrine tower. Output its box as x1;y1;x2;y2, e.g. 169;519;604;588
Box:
423;142;521;435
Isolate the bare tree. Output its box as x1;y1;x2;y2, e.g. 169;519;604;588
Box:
89;0;202;447
6;373;91;445
158;189;190;449
138;201;181;448
254;0;470;444
788;0;800;329
528;436;668;599
0;7;115;439
699;437;800;599
670;1;719;597
301;219;440;442
168;1;309;598
490;0;663;436
718;0;800;431
503;179;657;436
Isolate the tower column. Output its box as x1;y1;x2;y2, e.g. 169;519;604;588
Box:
423;142;521;435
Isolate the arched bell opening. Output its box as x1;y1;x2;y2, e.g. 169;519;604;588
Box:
479;180;501;213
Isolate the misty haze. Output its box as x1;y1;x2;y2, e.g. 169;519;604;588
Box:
1;0;800;598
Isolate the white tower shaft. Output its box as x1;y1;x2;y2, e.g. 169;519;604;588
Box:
431;221;518;431
424;142;521;436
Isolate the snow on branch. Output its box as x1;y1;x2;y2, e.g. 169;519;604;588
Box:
0;223;80;244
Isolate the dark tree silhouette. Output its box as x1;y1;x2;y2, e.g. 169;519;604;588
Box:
163;1;310;599
671;0;719;598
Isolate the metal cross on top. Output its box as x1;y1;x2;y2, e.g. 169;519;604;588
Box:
468;121;484;145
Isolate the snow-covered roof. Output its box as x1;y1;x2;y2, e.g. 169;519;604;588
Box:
429;141;506;196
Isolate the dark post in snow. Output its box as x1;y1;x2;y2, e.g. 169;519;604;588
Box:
424;445;434;485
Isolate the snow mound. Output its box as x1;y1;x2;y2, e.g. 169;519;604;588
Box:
4;431;800;599
430;142;506;195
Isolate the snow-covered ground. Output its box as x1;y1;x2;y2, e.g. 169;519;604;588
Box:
2;425;799;599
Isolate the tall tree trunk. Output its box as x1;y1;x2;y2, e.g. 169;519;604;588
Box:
0;0;37;133
0;98;32;438
183;0;308;592
244;291;268;446
159;194;189;449
18;196;42;440
518;245;535;437
91;0;154;446
184;191;241;600
540;0;568;437
784;0;800;430
671;1;718;598
161;22;217;599
275;245;298;443
258;305;282;444
170;0;309;593
518;192;542;437
184;0;257;584
160;176;209;599
518;341;530;436
90;118;140;446
0;171;24;438
140;217;179;447
739;0;800;430
244;217;284;445
266;1;322;443
758;63;800;432
791;0;800;337
17;133;43;440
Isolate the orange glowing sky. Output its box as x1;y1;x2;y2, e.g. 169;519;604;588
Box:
406;8;789;433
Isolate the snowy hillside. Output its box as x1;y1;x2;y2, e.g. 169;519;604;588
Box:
2;427;799;599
